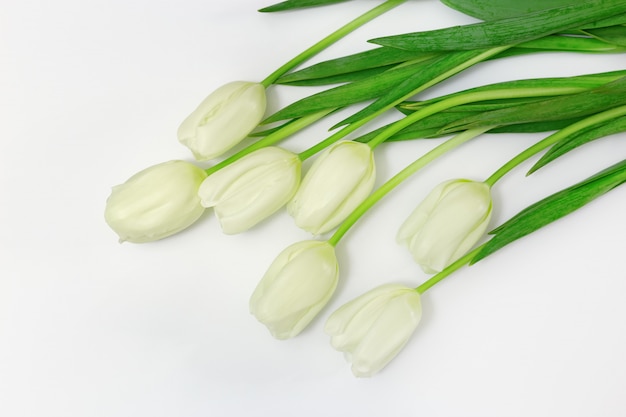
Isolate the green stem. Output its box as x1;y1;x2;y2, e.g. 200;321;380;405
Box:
484;104;626;187
415;244;485;294
297;109;382;161
204;108;333;175
260;0;407;88
327;127;490;247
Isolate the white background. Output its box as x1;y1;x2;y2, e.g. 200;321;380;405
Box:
2;0;626;416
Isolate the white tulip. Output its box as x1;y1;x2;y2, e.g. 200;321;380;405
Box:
250;240;339;339
325;283;422;377
177;81;266;161
198;147;301;234
104;160;207;243
397;179;492;273
288;141;376;235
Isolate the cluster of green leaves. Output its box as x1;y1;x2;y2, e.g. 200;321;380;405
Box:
353;70;626;140
260;2;625;133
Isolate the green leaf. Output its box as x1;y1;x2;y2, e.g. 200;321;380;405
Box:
370;1;626;51
440;76;626;133
471;159;626;264
259;0;349;12
415;70;626;107
353;109;479;143
529;115;626;172
580;13;626;29
262;56;443;123
440;0;580;21
277;65;398;87
276;34;622;88
407;70;626;112
488;118;585;134
276;46;434;84
334;49;495;128
442;0;626;27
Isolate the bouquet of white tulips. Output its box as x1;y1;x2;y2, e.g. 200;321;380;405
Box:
104;0;626;377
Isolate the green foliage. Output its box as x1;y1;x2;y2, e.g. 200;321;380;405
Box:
371;1;626;51
263;57;443;123
440;0;582;21
529;115;626;172
472;159;626;264
276;47;433;85
439;76;626;133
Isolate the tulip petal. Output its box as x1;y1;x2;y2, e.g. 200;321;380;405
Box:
198;147;301;234
250;241;339;339
350;292;421;377
289;141;376;234
104;160;207;243
178;81;267;161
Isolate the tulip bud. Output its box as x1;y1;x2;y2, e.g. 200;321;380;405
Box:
250;240;339;339
177;81;267;161
325;283;422;377
397;179;492;273
198;147;301;234
288;141;376;235
104;160;207;243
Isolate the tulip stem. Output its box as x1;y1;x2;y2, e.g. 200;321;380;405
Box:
205;108;333;176
327;127;491;247
297;110;385;161
260;0;407;88
415;245;485;294
483;104;626;187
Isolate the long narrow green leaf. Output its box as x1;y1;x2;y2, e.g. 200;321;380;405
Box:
529;115;626;173
440;76;626;133
471;159;626;264
278;65;400;87
487;118;585;134
353;110;479;143
334;49;495;127
277;35;621;88
397;97;551;113
263;56;442;123
406;70;626;111
276;46;434;84
353;107;585;144
343;66;626;129
259;0;349;12
440;0;578;21
580;13;626;29
370;2;626;51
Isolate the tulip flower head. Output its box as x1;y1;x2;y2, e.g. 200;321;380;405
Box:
250;240;339;339
198;146;301;234
104;160;208;243
177;81;267;161
325;283;422;377
288;141;376;235
397;179;492;273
